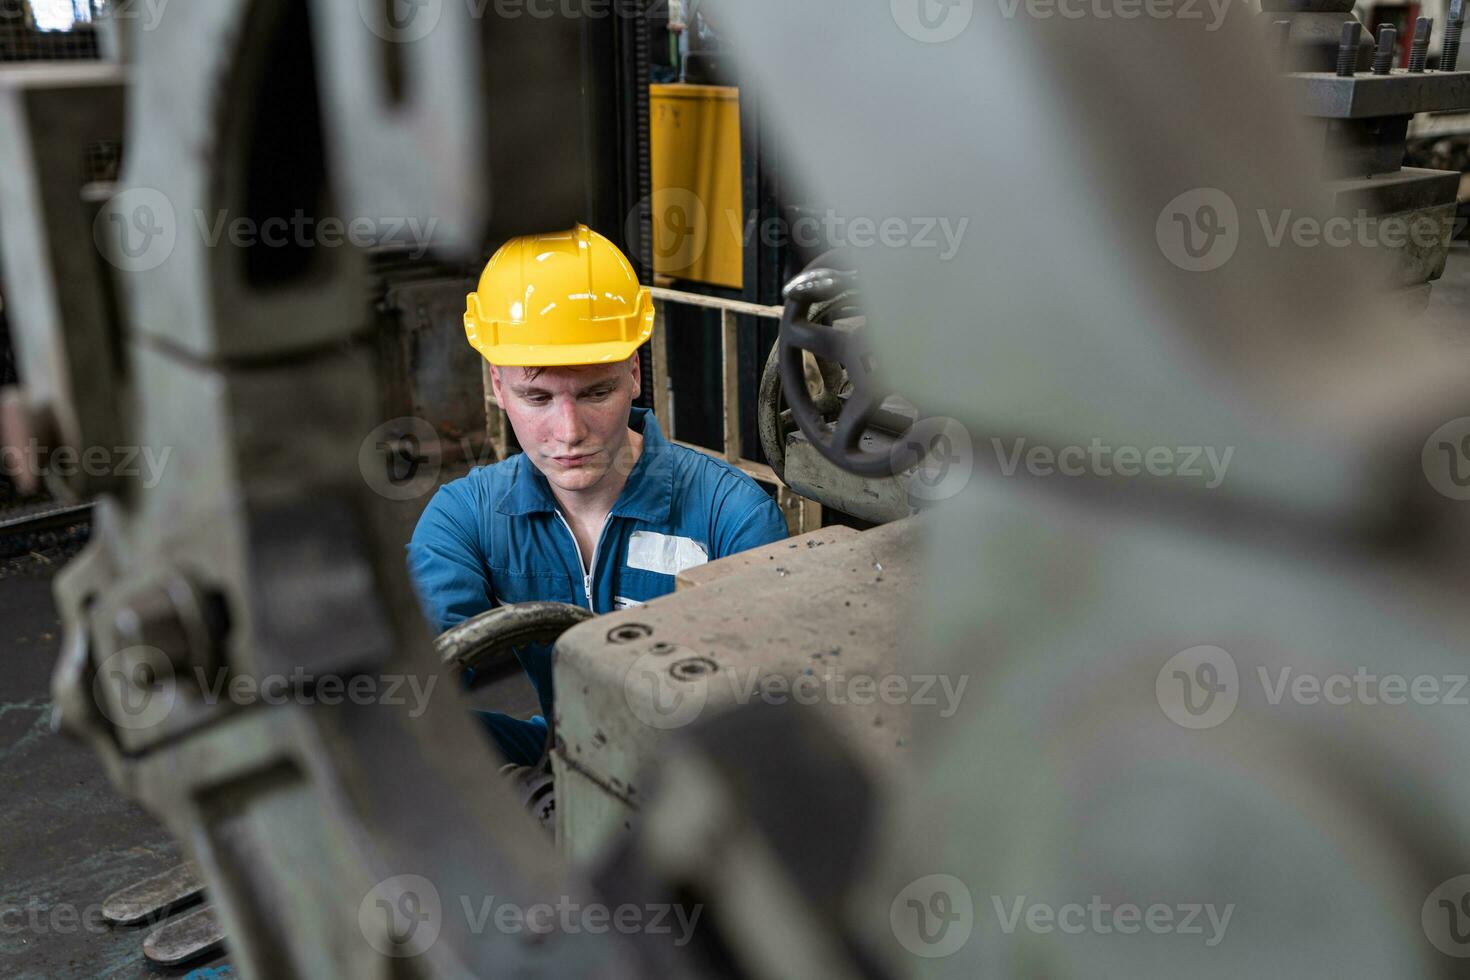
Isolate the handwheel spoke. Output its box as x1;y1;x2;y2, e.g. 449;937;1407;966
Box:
784;316;850;364
833;390;881;453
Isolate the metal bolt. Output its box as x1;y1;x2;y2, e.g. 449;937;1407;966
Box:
1336;21;1362;76
112;574;229;677
1274;20;1292;72
1444;0;1464;71
1372;25;1397;74
1409;17;1432;72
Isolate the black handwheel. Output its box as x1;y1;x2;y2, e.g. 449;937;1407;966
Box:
435;601;593;684
778;264;914;477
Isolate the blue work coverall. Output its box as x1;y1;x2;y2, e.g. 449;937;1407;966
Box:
406;407;789;765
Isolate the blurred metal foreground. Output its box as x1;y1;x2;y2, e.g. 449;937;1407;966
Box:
717;3;1470;978
0;2;1468;980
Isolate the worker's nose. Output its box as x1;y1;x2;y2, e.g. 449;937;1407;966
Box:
551;397;587;447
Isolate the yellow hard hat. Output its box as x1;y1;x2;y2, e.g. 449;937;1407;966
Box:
463;224;655;367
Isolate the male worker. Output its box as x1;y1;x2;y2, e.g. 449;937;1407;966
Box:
407;224;789;766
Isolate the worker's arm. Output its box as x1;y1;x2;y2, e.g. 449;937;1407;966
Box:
405;481;494;634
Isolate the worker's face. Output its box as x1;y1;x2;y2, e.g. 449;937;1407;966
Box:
490;357;642;494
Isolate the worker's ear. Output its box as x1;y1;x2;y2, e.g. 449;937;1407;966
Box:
628;353;641;401
488;364;504;403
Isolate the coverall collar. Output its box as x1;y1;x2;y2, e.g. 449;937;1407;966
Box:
494;407;674;524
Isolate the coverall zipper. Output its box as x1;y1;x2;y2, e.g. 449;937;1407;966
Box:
553;510;610;611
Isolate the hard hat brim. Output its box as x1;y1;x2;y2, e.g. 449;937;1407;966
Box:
476;337;648;368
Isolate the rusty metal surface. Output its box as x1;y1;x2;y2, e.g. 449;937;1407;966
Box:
553;518;925;862
674;525;858;590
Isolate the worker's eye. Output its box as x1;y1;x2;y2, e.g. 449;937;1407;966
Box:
583;387;614;401
524;395;551;406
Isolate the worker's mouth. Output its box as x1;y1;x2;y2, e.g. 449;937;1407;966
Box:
552;452;597;468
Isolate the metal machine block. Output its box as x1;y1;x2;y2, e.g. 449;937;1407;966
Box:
553;518;925;863
782;431;911;525
108;0;368;360
1288;70;1470;119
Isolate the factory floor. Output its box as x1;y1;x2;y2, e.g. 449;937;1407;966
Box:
3;247;1470;977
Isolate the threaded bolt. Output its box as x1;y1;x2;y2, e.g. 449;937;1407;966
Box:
1409;16;1432;72
1336;21;1362;76
1444;0;1464;71
1274;19;1292;71
1372;25;1397;74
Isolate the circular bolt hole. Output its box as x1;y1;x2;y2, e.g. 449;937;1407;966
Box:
670;657;718;680
649;641;677;655
607;623;653;644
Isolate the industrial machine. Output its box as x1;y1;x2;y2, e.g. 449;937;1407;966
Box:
4;1;1470;978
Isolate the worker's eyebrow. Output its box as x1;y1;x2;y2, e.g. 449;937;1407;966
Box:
509;383;553;397
508;378;619;398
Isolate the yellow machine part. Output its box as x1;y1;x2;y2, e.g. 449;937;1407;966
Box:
649;83;744;290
